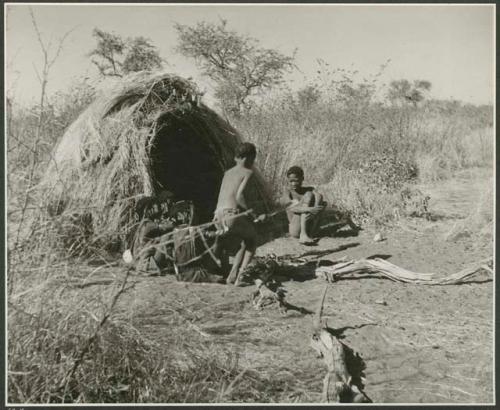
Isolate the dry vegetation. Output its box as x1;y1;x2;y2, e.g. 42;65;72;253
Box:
6;65;493;403
233;73;493;225
9;268;284;403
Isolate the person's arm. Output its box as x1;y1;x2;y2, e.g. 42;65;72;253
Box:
289;204;314;214
158;220;175;233
313;191;326;209
278;190;294;207
289;189;325;214
138;221;160;257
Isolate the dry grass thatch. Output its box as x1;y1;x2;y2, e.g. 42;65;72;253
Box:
37;71;273;253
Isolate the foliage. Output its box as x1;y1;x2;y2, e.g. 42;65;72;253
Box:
356;153;418;193
8;78;96;174
175;19;295;116
88;29;163;77
122;36;164;74
387;79;432;107
296;85;321;108
231;64;492;226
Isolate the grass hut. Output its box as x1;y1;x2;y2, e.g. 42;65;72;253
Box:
40;71;273;253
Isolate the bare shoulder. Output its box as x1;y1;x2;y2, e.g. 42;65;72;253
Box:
222;168;237;179
232;166;253;178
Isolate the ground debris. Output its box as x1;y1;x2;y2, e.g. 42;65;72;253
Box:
315;257;493;285
251;279;287;314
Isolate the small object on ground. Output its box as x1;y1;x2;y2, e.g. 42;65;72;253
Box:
251;278;287;314
374;299;387;306
373;233;384;242
122;249;133;264
310;285;369;403
234;255;280;285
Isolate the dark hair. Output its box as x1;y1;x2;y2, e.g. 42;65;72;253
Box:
286;166;304;179
235;142;257;162
135;196;156;219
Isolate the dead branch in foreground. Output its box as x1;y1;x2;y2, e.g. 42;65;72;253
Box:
310;285;368;403
315;257;493;285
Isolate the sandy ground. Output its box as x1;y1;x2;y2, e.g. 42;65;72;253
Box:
77;169;494;404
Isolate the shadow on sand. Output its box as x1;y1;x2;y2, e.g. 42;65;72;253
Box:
318;224;361;239
297;242;361;259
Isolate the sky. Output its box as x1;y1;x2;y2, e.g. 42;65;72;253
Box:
5;3;495;107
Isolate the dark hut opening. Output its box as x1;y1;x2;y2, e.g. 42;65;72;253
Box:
151;112;226;223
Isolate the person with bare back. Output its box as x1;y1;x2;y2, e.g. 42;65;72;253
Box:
214;142;266;286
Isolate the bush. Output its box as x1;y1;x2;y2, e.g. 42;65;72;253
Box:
356;153;418;193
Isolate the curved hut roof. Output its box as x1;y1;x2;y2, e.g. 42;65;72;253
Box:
40;71;272;248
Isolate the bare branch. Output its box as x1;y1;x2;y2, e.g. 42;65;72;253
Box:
29;7;47;55
11;8;76;292
46;34;53;53
32;62;42;84
48;26;77;69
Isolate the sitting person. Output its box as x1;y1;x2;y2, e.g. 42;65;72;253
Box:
279;166;326;245
130;196;175;275
129;193;224;283
213;142;266;286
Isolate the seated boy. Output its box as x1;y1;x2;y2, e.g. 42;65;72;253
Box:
213;142;265;286
279;166;326;244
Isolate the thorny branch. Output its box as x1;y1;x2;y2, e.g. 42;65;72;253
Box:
10;8;75;294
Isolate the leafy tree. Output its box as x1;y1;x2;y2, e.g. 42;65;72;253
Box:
122;36;163;74
88;29;125;77
174;20;294;115
387;79;432;107
88;28;163;77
